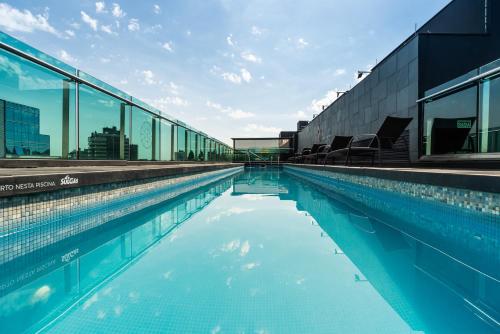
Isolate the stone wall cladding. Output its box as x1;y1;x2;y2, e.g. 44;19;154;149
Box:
0;166;243;265
298;37;419;161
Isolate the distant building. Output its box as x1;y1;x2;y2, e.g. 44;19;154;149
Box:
296;121;309;132
0;99;50;157
79;126;138;160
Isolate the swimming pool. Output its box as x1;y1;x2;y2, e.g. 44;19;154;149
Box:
0;168;498;333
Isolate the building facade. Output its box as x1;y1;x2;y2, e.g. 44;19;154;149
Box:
297;0;500;165
0;32;232;162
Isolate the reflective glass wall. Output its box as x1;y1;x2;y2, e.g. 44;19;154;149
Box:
0;31;231;161
423;59;500;157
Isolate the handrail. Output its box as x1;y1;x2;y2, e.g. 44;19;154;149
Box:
417;64;500;103
0;40;228;148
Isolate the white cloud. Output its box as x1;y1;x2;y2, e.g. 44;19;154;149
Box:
112;3;125;18
242;124;281;136
58;50;77;64
141;70;155;85
241;52;262;64
166;81;180;95
241;68;252;83
150;96;189;109
226;34;234;46
153;4;161;14
65;29;75;37
69;22;80;29
334;68;346;76
206;101;255;119
221;72;242;84
128;18;139;31
162;41;173;52
100;57;111;63
311;90;339;113
251;25;264;36
95;2;106;13
291;110;308;118
81;11;98;31
101;24;114;35
0;3;59;35
297;37;309;49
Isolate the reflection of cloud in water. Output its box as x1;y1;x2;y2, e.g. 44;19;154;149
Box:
83;293;99;310
163;271;173;280
241;262;260;270
206;207;254;223
128;291;140;303
97;309;106;319
211;325;221;334
241;194;266;201
226;276;233;288
30;285;52;304
114;305;123;316
296;278;306;285
221;239;240;252
240;240;250;256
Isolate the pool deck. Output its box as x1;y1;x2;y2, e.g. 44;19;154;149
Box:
283;163;500;193
0;163;243;198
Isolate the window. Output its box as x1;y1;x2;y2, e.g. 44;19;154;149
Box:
479;76;500;153
423;86;478;155
78;85;130;160
176;126;186;160
0;49;76;158
160;119;173;161
131;107;157;160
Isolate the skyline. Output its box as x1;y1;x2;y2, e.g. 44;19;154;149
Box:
0;0;450;145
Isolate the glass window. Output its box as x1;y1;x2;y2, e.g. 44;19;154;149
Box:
160;119;173;161
423;86;478;155
479;76;500;153
176;126;186;160
131;107;157;160
187;130;196;160
0;49;76;158
78;85;130;160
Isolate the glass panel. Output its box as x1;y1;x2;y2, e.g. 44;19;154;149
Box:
78;85;130;160
0;31;77;75
78;71;130;100
187;130;196;160
479;76;500;153
131;107;156;160
176;126;186;160
423;86;478;155
160;119;172;161
0;49;76;158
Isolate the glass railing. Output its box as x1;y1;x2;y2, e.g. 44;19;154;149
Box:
422;58;500;156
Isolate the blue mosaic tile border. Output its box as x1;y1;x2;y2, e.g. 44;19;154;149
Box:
0;166;243;265
284;165;500;216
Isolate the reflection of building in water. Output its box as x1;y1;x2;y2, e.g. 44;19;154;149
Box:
79;126;138;160
0;99;50;157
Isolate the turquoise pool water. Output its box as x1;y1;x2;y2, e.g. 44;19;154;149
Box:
0;169;498;333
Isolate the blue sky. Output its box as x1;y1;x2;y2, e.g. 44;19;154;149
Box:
0;0;450;144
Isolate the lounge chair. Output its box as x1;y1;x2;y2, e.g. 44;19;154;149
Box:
326;116;413;166
303;143;326;164
320;136;353;165
289;147;311;163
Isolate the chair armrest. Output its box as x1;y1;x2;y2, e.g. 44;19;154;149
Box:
349;134;380;149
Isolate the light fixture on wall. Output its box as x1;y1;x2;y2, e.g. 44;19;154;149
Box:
357;70;372;79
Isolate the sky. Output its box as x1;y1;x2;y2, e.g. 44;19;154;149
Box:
0;0;450;145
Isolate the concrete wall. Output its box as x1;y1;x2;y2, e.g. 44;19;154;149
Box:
298;37;419;161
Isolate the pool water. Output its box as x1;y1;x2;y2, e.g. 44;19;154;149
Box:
0;169;498;333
